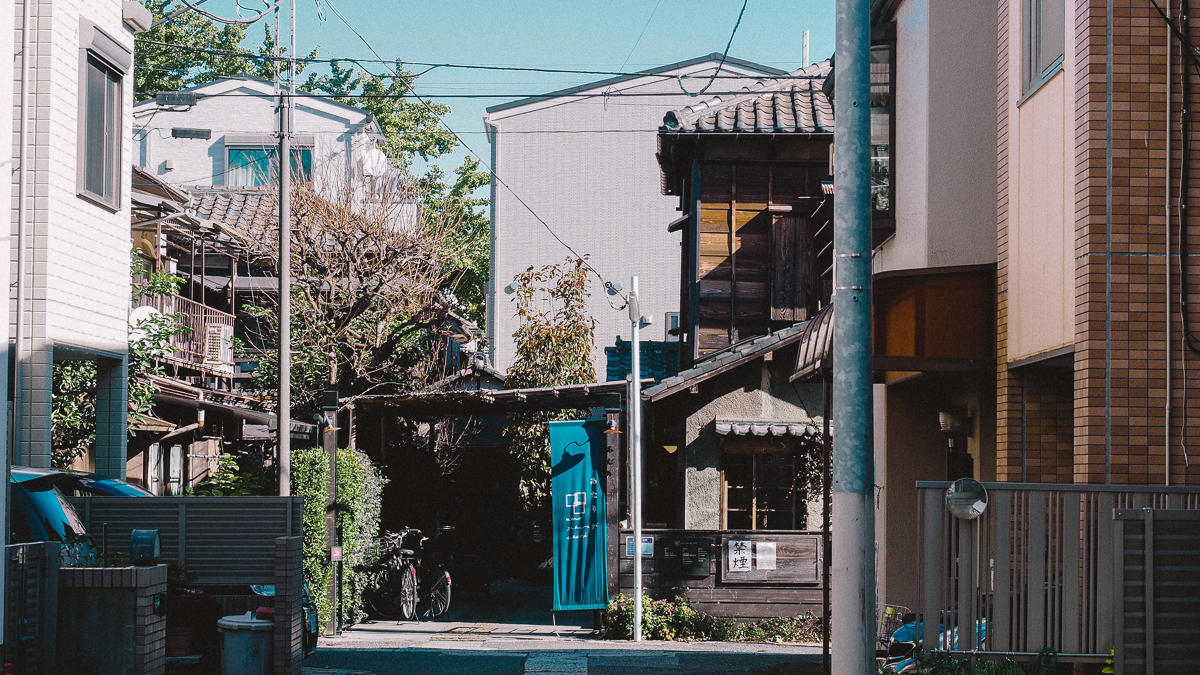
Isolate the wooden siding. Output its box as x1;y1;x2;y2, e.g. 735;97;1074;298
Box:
616;529;824;620
691;163;824;358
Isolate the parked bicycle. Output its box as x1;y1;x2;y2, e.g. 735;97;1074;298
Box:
362;526;453;621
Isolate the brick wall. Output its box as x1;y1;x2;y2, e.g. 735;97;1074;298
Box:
999;0;1200;486
58;565;167;675
272;536;303;675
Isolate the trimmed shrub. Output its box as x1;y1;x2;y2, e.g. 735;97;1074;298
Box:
291;446;385;631
603;593;821;643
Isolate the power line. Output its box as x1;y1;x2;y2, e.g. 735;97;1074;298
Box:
133;37;817;80
134;88;819;100
695;0;750;96
317;0;624;297
619;0;663;74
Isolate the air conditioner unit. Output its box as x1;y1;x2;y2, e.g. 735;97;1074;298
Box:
204;323;234;365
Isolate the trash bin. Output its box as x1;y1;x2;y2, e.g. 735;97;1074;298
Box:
217;612;273;675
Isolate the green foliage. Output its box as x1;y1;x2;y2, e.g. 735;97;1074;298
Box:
134;0;254;101
602;594;821;643
51;253;187;468
291;445;386;631
502;259;597;515
302;61;491;324
190;454;260;496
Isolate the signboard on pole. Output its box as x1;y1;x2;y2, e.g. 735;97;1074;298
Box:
548;419;609;611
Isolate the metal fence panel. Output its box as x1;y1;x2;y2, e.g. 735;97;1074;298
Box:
1114;509;1200;675
915;482;1200;663
68;496;303;584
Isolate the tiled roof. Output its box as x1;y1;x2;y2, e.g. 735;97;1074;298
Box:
643;321;811;402
605;339;681;383
188;186;277;233
660;60;833;134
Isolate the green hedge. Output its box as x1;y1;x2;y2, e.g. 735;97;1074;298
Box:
603;594;821;643
291;446;385;631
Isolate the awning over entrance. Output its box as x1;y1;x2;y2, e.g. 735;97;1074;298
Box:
791;267;995;381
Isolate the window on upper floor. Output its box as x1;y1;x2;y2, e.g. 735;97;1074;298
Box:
227;147;313;187
79;32;126;209
1023;0;1065;94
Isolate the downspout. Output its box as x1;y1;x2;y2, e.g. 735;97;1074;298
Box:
13;0;33;464
1105;0;1114;485
1165;1;1173;486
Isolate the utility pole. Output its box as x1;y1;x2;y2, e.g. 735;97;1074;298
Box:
277;0;294;496
629;276;643;642
323;389;339;635
831;0;876;672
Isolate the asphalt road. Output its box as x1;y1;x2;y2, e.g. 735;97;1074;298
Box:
303;647;824;675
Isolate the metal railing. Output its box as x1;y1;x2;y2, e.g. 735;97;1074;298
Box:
136;293;235;374
916;481;1200;661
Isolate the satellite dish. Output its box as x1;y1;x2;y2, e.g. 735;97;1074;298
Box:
129;305;161;343
946;478;988;520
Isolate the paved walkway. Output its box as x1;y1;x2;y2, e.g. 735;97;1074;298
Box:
302;581;823;674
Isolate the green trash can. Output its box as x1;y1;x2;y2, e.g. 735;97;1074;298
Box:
217;613;273;675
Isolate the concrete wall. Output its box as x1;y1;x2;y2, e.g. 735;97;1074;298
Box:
873;0;998;275
670;353;823;530
485;58;784;374
11;0;135;474
133;77;379;188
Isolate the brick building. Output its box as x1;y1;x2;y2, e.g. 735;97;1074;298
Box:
991;0;1200;486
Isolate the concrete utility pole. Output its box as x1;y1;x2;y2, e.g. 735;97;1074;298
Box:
629;276;644;642
831;0;876;672
277;0;294;496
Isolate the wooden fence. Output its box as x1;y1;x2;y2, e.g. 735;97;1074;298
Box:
916;482;1200;662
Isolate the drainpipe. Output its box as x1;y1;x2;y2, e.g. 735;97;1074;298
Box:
1165;1;1173;486
13;0;33;466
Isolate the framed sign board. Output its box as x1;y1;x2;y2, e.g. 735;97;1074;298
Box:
719;534;821;584
660;536;713;578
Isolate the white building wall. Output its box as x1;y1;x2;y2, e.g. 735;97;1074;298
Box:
11;0;134;474
134;77;380;187
485;58;784;374
873;0;997;275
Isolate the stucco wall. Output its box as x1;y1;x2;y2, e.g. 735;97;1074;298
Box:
668;353;823;530
1004;6;1075;360
873;0;998;275
485;59;783;374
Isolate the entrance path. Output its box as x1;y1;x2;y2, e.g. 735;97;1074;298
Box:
304;581;822;674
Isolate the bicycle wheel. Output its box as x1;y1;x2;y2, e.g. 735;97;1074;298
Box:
426;570;452;619
366;566;405;621
400;564;418;621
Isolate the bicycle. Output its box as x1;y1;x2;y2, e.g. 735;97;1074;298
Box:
362;526;453;621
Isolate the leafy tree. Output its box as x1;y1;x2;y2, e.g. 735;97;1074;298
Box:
51;254;189;468
502;258;597;514
302;61;491;324
237;169;457;416
134;0;253;101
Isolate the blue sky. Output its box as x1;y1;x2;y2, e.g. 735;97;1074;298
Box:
276;0;835;177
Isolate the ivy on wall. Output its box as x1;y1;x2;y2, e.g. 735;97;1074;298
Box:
290;445;386;630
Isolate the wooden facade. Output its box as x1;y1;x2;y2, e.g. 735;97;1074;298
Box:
681;161;829;364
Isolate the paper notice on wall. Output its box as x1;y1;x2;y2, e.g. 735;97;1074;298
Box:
727;540;752;572
756;542;777;570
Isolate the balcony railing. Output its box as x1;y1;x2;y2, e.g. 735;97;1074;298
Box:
136;294;235;375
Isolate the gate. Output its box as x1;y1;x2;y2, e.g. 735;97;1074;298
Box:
6;542;60;675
